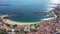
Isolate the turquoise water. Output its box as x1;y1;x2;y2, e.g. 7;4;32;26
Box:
0;0;52;22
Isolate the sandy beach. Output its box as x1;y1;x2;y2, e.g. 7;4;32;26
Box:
4;17;56;25
5;19;39;25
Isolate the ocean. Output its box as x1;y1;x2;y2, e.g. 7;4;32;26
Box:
0;0;52;22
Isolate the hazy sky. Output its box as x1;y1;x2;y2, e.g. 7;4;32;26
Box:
47;0;60;10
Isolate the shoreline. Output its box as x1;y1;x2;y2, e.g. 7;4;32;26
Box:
9;19;42;23
5;19;39;25
5;17;55;25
